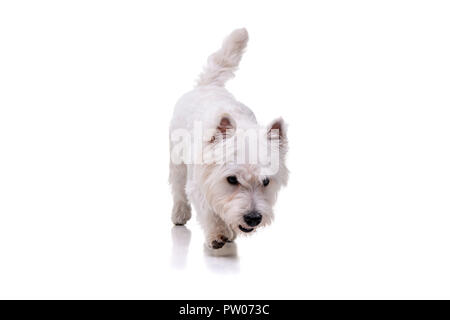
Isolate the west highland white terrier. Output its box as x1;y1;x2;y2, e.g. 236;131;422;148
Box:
169;28;288;249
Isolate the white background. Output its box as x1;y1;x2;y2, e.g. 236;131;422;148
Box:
1;1;449;299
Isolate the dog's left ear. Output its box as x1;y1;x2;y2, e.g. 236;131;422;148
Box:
267;117;288;152
267;117;286;140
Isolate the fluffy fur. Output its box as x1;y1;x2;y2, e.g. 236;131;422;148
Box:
169;28;288;249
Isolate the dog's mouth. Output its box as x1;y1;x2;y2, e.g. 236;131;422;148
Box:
238;225;254;233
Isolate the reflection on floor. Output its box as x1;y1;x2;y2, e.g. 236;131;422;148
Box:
170;225;191;269
171;225;240;274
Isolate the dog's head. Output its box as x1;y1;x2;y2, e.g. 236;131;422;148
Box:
200;114;289;235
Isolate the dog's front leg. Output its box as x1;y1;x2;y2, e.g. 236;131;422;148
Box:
200;211;234;249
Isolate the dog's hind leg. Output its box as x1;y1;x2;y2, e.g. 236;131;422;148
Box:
169;162;192;225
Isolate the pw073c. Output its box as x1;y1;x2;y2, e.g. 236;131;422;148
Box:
223;304;270;315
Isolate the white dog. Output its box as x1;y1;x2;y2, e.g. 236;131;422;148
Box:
169;28;288;249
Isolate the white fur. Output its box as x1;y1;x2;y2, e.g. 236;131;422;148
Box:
169;28;289;249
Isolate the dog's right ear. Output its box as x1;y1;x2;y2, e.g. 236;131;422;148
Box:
210;114;236;143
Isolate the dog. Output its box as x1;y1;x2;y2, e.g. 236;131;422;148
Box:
169;28;288;249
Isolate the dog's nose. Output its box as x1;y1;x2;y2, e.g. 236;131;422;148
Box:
243;211;262;227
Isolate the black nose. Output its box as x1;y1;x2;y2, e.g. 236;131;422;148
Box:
243;211;262;227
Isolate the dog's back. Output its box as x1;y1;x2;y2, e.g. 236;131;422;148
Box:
170;28;256;134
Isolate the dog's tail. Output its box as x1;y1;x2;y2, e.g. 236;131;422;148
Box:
196;28;249;87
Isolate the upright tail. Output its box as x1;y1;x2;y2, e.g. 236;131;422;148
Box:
197;28;249;87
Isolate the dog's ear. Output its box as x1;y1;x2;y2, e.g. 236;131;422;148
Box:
217;115;235;135
267;117;286;140
210;114;236;142
267;117;287;152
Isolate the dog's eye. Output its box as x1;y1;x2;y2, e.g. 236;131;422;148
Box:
262;178;270;187
227;176;239;185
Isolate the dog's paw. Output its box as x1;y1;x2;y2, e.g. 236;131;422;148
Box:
209;235;231;249
171;202;192;226
211;240;225;249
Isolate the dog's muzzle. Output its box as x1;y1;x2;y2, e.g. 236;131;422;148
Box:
239;211;262;233
238;225;254;233
243;211;262;227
